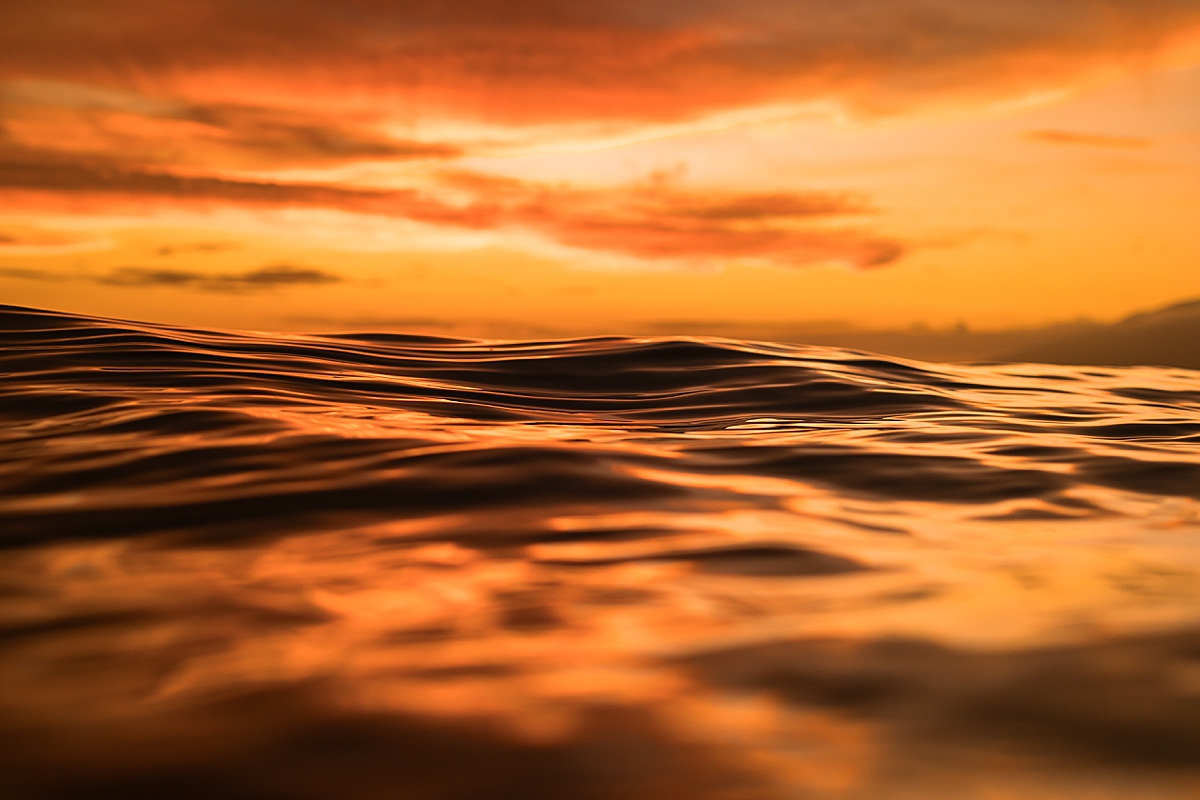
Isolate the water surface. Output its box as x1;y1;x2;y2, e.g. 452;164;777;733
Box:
3;304;1200;799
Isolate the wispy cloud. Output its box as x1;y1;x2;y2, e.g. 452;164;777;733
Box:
1023;129;1154;148
0;263;342;292
99;263;341;291
154;241;240;257
0;225;110;255
0;157;391;205
0;160;905;269
424;170;905;267
0;265;57;281
0;78;460;170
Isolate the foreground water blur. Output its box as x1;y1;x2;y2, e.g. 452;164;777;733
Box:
2;303;1200;799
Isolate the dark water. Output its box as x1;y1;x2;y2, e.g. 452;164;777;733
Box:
3;303;1200;799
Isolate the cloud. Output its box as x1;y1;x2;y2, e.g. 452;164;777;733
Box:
0;265;57;281
1;1;1192;275
0;225;111;254
419;171;905;267
0;262;342;292
0;158;905;269
155;241;240;257
2;0;1198;142
1;79;190;118
1023;129;1154;148
99;263;342;291
0;78;461;170
0;156;390;205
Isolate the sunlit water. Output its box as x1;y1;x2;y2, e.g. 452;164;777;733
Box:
3;303;1200;799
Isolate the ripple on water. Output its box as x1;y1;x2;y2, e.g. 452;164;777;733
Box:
2;304;1200;799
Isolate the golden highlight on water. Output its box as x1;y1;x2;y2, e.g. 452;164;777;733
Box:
2;304;1200;799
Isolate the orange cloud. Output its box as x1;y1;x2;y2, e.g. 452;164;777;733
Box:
0;224;109;254
2;0;1195;275
3;0;1199;138
1023;129;1154;148
0;159;904;269
1;79;459;170
424;171;904;267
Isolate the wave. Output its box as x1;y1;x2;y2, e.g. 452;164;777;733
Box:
2;303;1200;799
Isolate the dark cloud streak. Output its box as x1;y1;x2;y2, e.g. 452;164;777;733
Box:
99;264;342;291
0;263;342;292
0;265;57;281
0;157;395;206
1023;129;1154;148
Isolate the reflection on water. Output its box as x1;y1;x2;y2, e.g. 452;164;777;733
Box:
2;303;1200;799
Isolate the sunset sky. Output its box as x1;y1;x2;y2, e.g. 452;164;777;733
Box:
2;0;1199;336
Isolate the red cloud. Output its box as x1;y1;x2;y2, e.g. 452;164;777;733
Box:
3;0;1198;133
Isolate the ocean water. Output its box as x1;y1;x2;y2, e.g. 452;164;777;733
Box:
2;303;1200;800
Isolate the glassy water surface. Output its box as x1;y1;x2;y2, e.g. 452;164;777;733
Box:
3;304;1200;799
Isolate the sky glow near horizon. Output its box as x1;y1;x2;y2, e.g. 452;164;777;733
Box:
1;0;1199;335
